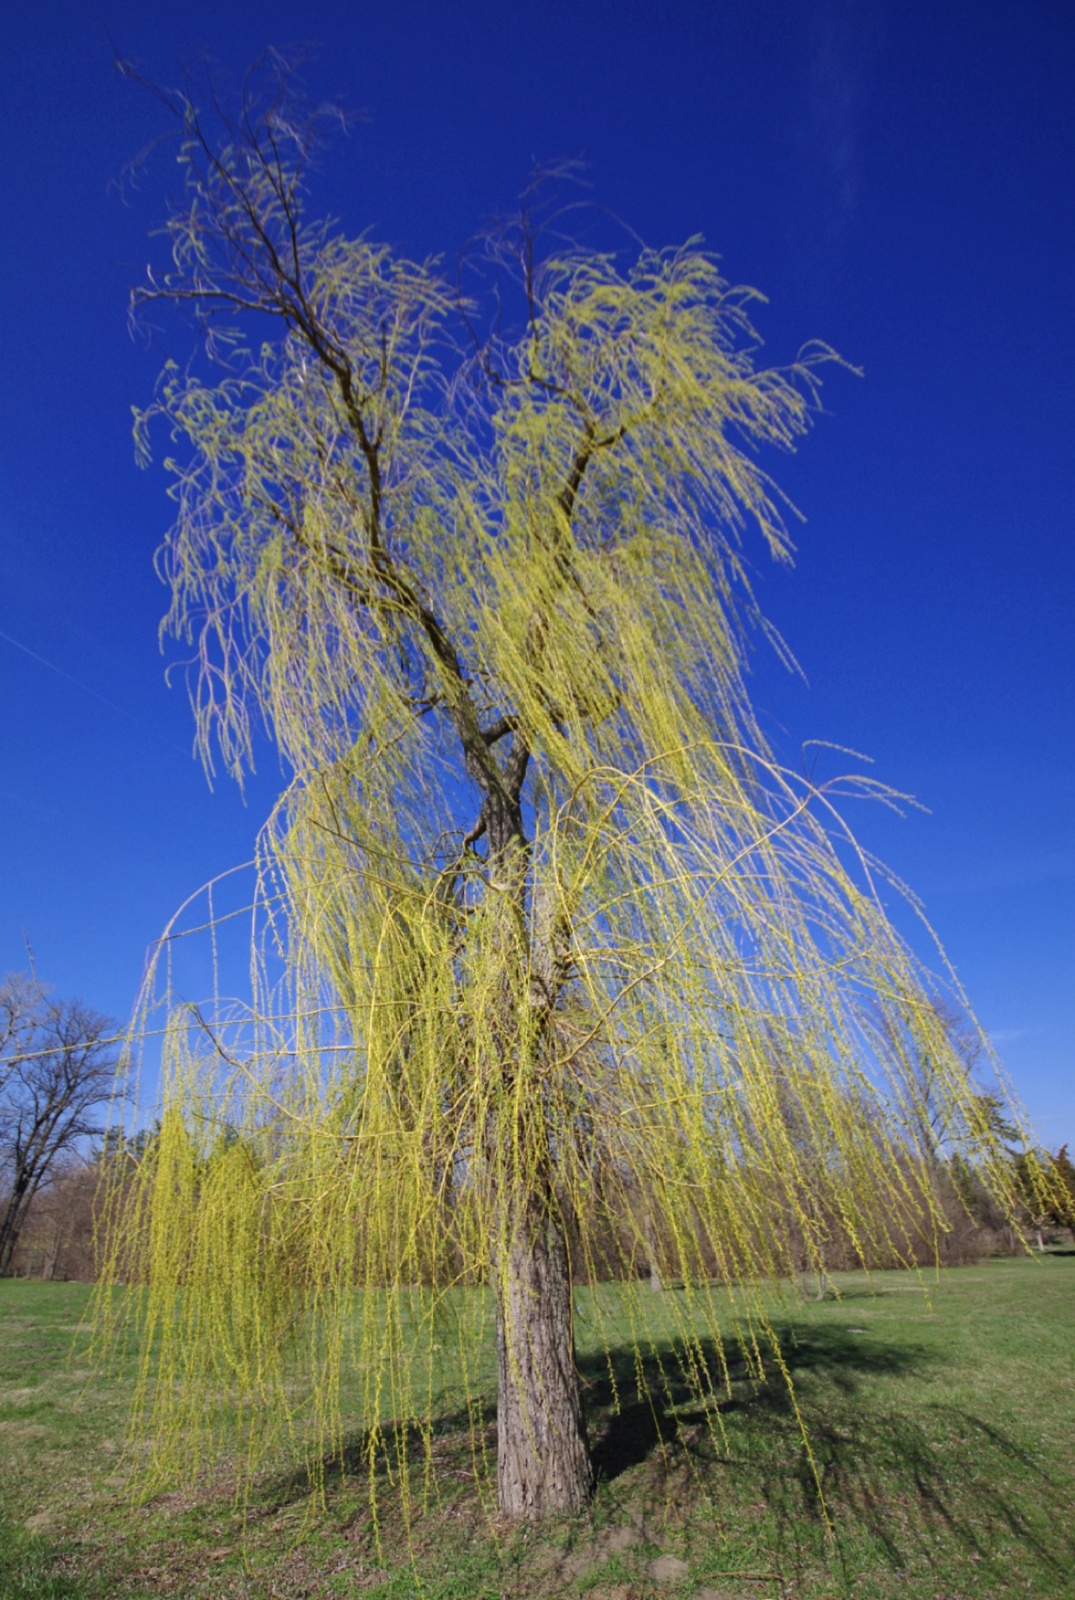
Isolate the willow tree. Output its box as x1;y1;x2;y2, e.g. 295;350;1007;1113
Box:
99;60;1033;1521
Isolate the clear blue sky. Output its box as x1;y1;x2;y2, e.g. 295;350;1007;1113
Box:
1;1;1071;1145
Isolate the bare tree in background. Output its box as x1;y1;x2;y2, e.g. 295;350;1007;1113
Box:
0;974;120;1275
0;973;42;1088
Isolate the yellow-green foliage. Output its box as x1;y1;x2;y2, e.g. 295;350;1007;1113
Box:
92;70;1050;1516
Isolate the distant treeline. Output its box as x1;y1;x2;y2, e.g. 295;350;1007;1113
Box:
8;1135;1074;1284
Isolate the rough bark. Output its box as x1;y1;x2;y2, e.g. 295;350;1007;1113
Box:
495;1190;594;1516
485;803;594;1517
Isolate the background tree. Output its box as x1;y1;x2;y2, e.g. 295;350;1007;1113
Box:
1047;1145;1075;1229
6;1156;100;1281
0;973;41;1091
0;974;119;1275
1010;1145;1075;1248
96;56;1043;1521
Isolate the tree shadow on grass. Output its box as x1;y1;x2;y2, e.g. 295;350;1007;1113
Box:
582;1319;926;1481
265;1325;924;1524
257;1396;498;1516
792;1400;1075;1588
264;1321;930;1504
258;1317;1074;1591
581;1322;1074;1588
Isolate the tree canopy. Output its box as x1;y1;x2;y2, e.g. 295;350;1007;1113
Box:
94;57;1048;1521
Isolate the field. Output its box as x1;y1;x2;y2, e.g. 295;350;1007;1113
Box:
1;1256;1073;1599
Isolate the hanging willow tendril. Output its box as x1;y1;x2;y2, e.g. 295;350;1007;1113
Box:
92;54;1057;1525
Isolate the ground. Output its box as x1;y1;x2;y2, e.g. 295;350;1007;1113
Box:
1;1255;1073;1599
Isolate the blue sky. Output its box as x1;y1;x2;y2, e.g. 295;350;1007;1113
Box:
1;0;1072;1145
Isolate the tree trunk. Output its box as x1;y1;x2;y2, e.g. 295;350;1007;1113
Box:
482;793;594;1516
44;1220;62;1282
0;1174;30;1276
495;1188;594;1517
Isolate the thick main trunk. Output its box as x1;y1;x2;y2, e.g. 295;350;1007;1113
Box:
495;1192;594;1517
481;783;592;1515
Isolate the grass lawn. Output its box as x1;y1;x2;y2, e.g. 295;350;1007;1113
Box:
0;1255;1073;1599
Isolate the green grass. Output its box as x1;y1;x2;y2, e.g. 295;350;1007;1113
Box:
1;1256;1073;1598
0;1516;107;1600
